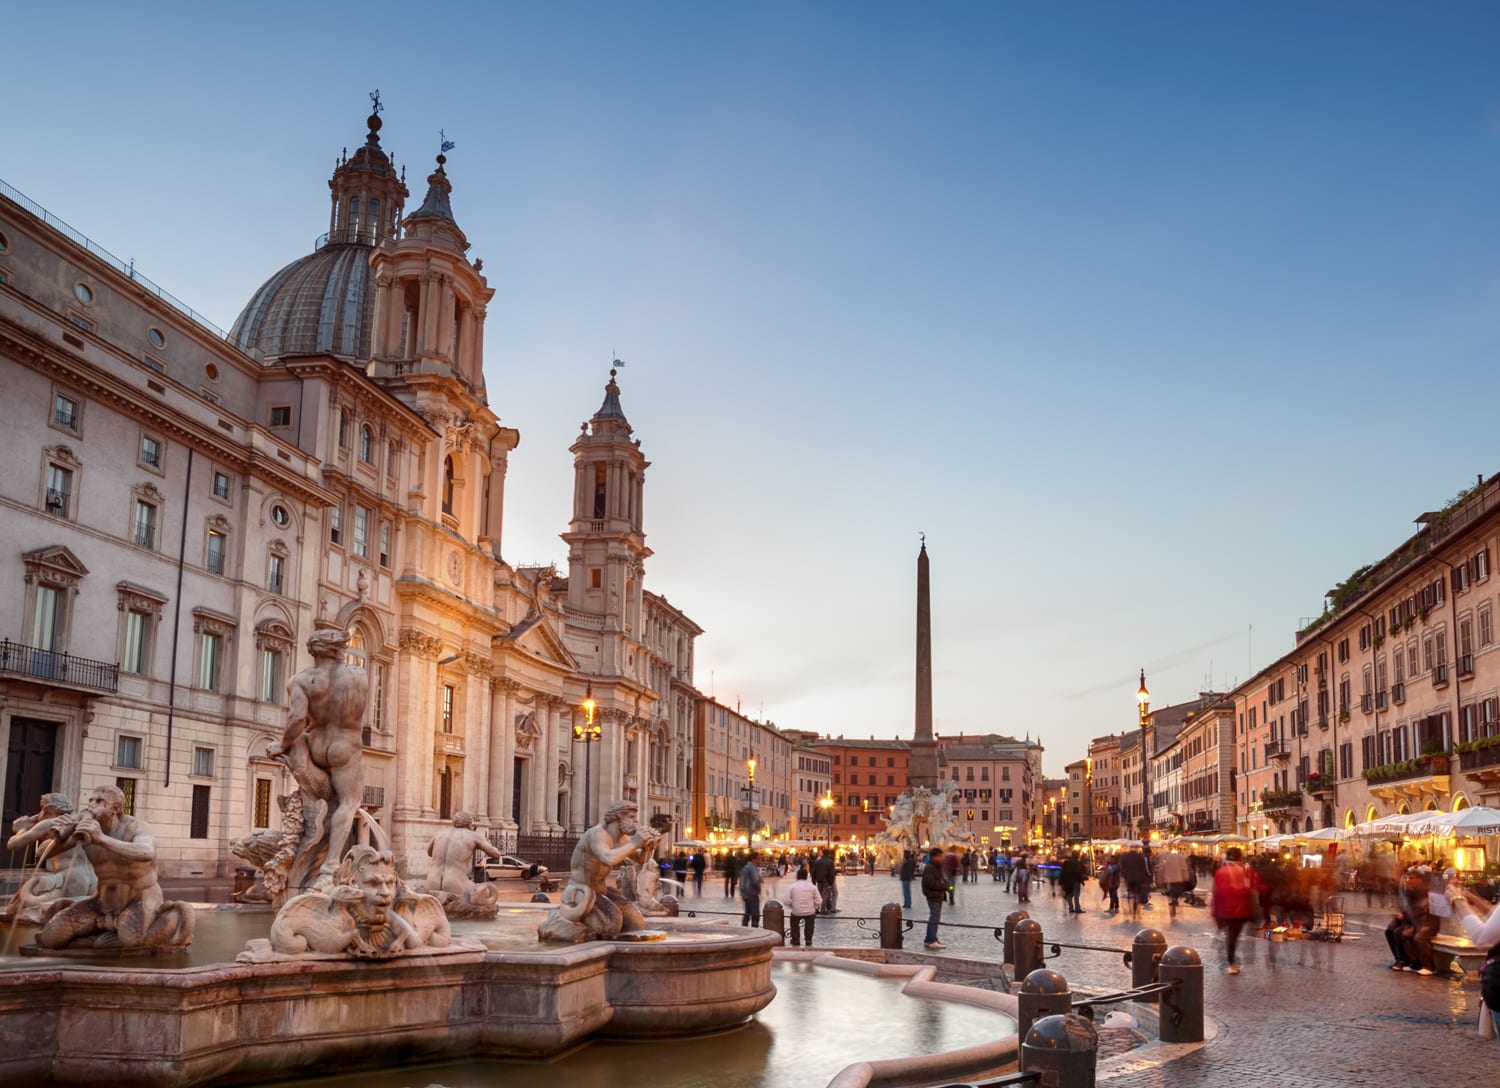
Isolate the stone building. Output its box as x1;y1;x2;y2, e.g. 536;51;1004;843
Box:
0;110;703;876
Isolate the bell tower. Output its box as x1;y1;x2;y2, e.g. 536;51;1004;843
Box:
563;367;652;639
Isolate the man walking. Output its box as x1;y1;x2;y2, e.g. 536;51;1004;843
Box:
785;866;822;946
899;850;916;910
922;848;948;950
739;851;763;927
1212;847;1259;974
812;849;837;914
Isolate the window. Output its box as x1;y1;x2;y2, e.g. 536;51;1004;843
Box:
198;632;223;690
53;393;80;432
378;523;391;568
269;405;292;428
590;568;602;589
45;463;72;517
352;505;370;559
359;425;374;463
442;456;456;515
206;529;226;574
370;660;386;733
338;410;350;448
193;747;215;777
148;327;166;349
190;785;211;839
387;441;399;478
259;645;282;702
442;684;455;733
139;434;163;469
267;552;285;594
271;504;290;528
116;735;142;770
122;609;151;674
253;778;272;828
1482;608;1495;649
116;777;137;816
133;500;157;549
212;471;231;500
328;504;342;546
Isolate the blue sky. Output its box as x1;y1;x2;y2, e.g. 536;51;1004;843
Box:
4;3;1498;770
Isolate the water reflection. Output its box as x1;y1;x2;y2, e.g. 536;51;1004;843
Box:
275;960;1015;1088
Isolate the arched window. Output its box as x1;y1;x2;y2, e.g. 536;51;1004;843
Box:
367;199;380;243
442;456;456;515
347;198;360;241
359;424;374;463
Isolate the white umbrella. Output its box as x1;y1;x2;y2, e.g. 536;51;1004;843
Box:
1300;826;1346;842
1350;812;1427;837
1406;806;1500;837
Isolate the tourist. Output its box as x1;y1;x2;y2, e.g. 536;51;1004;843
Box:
723;852;740;897
941;849;959;904
899;850;917;909
1060;851;1087;914
921;848;948;950
1445;881;1500;1046
812;849;838;914
691;850;706;895
785;866;822;947
739;851;764;927
1119;845;1152;912
1211;847;1259;975
672;851;688;891
1157;846;1190;917
1099;857;1121;913
1014;854;1031;904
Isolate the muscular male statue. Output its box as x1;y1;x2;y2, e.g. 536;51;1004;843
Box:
425;811;502;917
268;626;369;883
538;799;662;943
36;784;193;950
2;792;96;923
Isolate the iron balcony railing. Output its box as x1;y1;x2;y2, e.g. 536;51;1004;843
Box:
0;640;118;692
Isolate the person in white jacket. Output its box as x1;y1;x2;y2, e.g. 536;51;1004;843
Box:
1446;881;1500;1047
784;866;823;947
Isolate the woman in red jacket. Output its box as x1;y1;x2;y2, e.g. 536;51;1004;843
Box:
1212;847;1259;975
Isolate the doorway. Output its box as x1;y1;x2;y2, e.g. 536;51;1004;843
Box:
4;717;59;868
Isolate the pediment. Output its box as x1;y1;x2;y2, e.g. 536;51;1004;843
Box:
500;609;577;669
23;545;89;583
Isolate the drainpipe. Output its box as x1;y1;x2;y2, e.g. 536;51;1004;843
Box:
163;449;194;787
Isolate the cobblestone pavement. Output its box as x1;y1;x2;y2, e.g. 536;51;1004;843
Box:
674;869;1498;1087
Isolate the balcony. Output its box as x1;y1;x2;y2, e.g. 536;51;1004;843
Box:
0;640;119;693
1265;739;1291;761
1365;754;1450;803
1301;772;1334;798
1375;690;1388;710
434;733;465;757
1432;664;1450;688
1361;693;1373;714
1259;789;1303;814
1458;654;1475;678
1391;681;1406;705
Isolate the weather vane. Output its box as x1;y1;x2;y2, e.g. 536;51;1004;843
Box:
920;531;926;545
439;129;455;155
369;89;382;115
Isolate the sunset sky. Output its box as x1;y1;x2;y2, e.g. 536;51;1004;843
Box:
5;3;1498;770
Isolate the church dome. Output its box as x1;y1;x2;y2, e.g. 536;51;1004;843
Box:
231;103;407;363
230;243;376;361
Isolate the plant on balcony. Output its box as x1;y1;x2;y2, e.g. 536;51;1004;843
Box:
649;813;674;833
1456;735;1500;755
1261;788;1302;809
1302;771;1331;794
1419;739;1447;758
1339;710;1350;723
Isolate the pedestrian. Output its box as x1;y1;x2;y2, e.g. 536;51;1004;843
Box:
1158;846;1190;917
1060;851;1086;914
785;866;822;947
1119;845;1152;913
899;850;917;910
1212;847;1259;974
723;852;740;897
921;848;948;950
690;850;706;896
811;849;838;914
1100;858;1120;912
672;851;688;893
739;851;763;927
1002;852;1014;891
942;849;959;905
1444;880;1500;1046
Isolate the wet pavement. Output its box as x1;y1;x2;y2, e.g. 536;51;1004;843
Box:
670;868;1497;1087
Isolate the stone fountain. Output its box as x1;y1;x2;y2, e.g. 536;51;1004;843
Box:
0;627;777;1086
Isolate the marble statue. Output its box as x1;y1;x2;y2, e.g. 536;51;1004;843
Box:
228;829;280;903
33;784;194;952
267;626;369;891
538;800;663;943
2;792;96;924
876;782;979;859
244;845;457;960
617;856;670;916
423;810;503;918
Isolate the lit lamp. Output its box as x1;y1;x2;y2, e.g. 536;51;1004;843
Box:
574;680;602;827
1136;669;1150;838
820;791;833;848
743;754;758;851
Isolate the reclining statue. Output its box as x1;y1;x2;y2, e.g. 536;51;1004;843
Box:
422;811;503;918
2;792;96;924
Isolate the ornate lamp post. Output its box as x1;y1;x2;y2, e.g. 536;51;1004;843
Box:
1136;669;1150;838
574;680;601;827
820;791;833;848
743;754;758;851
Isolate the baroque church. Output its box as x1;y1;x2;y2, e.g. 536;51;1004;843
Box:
0;107;701;876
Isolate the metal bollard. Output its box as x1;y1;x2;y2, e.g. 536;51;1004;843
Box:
1017;968;1071;1045
659;895;680;917
1132;928;1167;1003
1003;909;1030;965
762;899;786;944
1014;918;1044;979
1020;1013;1098;1088
1157;946;1204;1043
880;902;904;949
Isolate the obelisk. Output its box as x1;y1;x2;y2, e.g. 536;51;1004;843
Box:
908;539;938;789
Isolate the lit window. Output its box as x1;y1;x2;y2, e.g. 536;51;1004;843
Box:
206;530;226;574
116;777;137;815
253;779;272;828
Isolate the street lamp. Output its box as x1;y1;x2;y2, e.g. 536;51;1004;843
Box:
1136;669;1150;838
574;680;601;828
742;754;758;851
820;791;833;847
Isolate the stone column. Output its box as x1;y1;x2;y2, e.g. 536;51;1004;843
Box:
490;679;519;830
464;652;491;819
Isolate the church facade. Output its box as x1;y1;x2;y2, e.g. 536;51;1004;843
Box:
0;109;701;877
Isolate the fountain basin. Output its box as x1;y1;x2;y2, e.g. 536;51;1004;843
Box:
0;921;778;1087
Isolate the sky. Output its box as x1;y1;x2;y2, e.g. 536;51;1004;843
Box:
4;3;1498;774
